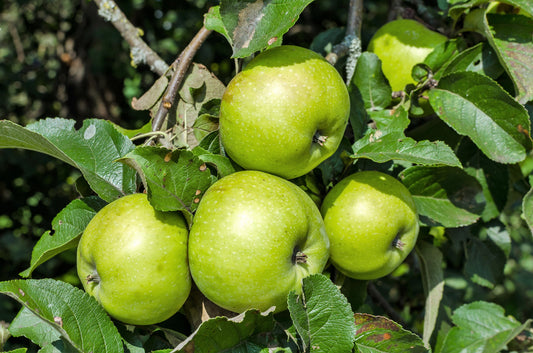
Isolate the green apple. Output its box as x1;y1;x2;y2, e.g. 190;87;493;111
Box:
188;170;330;313
320;171;419;280
219;45;350;180
368;19;447;91
77;193;191;325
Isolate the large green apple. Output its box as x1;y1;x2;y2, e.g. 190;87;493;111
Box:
77;193;191;325
368;19;447;91
320;171;419;280
219;45;350;180
188;170;330;313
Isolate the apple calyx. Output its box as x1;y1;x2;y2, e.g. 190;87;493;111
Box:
86;273;101;284
313;131;328;146
392;236;405;250
293;250;308;264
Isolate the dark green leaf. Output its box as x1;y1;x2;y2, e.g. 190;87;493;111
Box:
485;13;533;104
0;279;123;353
415;241;445;347
287;274;356;353
400;166;484;227
20;197;106;278
0;118;137;202
219;0;314;58
192;145;236;178
118;146;217;217
437;301;531;353
424;38;467;76
465;236;507;289
351;52;392;111
429;71;531;164
354;313;428;352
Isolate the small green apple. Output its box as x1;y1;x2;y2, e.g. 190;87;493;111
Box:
77;193;191;325
368;19;447;92
219;45;350;180
188;170;330;313
320;171;419;280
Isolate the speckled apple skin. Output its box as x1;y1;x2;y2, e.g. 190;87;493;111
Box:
219;45;350;180
77;193;191;325
368;19;447;91
188;170;330;313
321;171;419;280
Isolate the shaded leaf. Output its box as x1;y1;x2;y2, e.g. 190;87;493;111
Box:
400;166;484;227
429;71;531;164
437;301;531;353
219;0;314;58
0;279;123;353
522;185;533;237
354;313;428;352
416;241;445;347
465;237;507;289
173;308;282;352
440;42;504;80
287;274;356;353
20;197;106;278
0;118;137;202
9;307;76;353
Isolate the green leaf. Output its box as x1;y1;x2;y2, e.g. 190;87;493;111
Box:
174;308;282;352
219;0;314;58
440;42;504;80
423;38;467;77
351;52;392;111
522;185;533;237
9;307;76;353
0;279;123;353
353;131;462;167
437;301;531;353
485;13;533;104
429;71;532;164
0;118;137;202
118;146;217;217
353;313;428;353
400;166;484;227
415;241;444;347
287;274;356;353
192;145;236;178
204;6;232;44
20;197;106;278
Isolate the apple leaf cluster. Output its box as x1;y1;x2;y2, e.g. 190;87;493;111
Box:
1;0;533;352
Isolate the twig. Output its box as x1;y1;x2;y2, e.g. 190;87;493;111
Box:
151;26;212;133
92;0;169;76
367;282;407;327
325;0;364;66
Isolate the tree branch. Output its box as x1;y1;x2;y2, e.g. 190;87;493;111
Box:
93;0;169;76
151;26;212;133
325;0;364;66
367;282;407;327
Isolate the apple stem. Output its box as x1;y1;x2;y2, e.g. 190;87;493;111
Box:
86;273;101;284
313;131;328;146
392;237;405;250
295;251;308;264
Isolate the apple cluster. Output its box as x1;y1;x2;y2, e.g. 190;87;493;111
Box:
76;45;419;326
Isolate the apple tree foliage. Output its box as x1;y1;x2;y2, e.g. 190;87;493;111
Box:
1;0;533;352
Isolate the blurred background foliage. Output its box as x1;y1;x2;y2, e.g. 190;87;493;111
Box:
1;0;532;350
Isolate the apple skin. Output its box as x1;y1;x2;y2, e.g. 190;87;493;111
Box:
320;171;419;280
77;193;191;325
219;45;350;180
188;170;330;313
368;19;447;91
